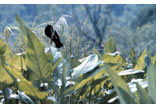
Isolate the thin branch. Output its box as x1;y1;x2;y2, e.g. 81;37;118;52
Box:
84;5;102;39
72;5;96;43
84;5;95;25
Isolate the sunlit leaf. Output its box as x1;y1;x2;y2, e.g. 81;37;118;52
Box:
12;53;26;72
5;65;48;99
102;53;123;64
0;63;14;89
134;48;147;70
118;69;144;76
75;77;92;90
18;79;48;99
16;15;52;85
105;37;116;53
0;39;12;65
26;27;52;82
72;54;101;78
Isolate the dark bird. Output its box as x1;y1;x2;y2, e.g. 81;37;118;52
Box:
45;25;63;48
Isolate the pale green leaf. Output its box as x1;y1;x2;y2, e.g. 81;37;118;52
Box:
136;83;152;104
5;65;48;99
0;39;13;65
12;53;26;72
134;48;147;70
105;37;116;53
0;63;14;89
147;63;156;104
103;54;123;64
117;87;138;104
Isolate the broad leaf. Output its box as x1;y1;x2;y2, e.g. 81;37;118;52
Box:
26;27;52;82
72;54;101;78
16;15;52;84
0;39;12;65
3;65;48;99
0;63;14;89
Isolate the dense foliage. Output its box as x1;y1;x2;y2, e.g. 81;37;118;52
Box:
0;15;156;104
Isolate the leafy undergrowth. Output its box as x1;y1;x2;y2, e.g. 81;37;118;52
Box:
0;15;156;104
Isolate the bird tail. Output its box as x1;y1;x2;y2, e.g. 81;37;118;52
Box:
55;41;63;48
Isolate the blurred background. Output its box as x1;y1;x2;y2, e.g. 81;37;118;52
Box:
1;4;156;58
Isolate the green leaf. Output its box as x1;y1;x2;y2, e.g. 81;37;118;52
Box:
18;79;48;99
16;15;52;84
75;77;93;90
102;53;123;64
3;64;48;99
147;63;156;104
130;48;135;60
105;37;116;53
134;48;147;70
130;48;136;66
0;63;14;89
59;59;68;104
93;47;101;60
117;87;138;104
63;85;77;95
105;64;138;104
152;54;156;64
46;51;53;63
0;39;12;65
51;57;62;72
26;27;52;82
136;83;152;104
12;53;26;72
16;15;27;37
70;56;81;68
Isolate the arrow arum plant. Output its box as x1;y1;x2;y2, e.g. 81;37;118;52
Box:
0;15;156;104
